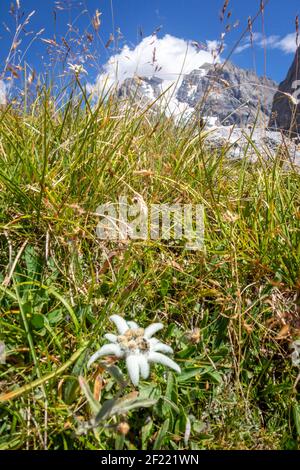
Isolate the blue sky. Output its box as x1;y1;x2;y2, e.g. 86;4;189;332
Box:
0;0;299;86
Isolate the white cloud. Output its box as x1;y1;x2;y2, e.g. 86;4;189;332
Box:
276;33;298;54
0;80;7;105
88;34;221;101
206;39;222;54
235;42;252;54
235;32;298;55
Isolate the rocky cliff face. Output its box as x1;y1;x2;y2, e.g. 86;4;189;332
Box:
176;62;276;126
269;46;300;135
117;61;277;126
115;62;300;168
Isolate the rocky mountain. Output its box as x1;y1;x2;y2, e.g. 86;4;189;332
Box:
116;60;300;167
269;46;300;135
176;62;277;126
118;61;277;127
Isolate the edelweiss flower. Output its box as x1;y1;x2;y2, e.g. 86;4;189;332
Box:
88;315;181;386
68;63;87;76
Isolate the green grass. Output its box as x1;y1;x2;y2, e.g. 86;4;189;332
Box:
0;86;300;450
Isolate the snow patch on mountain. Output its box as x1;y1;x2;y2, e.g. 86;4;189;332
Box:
88;34;277;128
88;34;219;101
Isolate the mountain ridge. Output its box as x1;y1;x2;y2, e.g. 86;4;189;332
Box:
117;60;277;127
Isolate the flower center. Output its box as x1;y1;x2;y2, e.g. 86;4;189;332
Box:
117;328;150;353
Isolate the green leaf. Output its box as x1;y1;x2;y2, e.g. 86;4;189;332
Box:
161;372;178;416
165;371;175;400
115;433;125;450
177;346;196;358
169;440;179;450
47;309;63;325
105;364;127;387
202;369;223;384
190;441;201;450
63;351;89;405
141;419;153;450
92;394;157;426
165;323;178;338
161;396;180;415
94;397;118;422
292;401;300;437
160;279;170;296
177;368;203;382
193;420;206;434
100;282;110;296
78;376;101;415
112;395;158;415
174;408;187;435
153;418;170;450
24;246;41;279
31;314;44;330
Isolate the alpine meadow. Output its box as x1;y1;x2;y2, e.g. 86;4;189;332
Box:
0;0;300;451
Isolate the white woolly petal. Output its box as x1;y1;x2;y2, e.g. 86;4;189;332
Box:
144;323;164;339
104;333;118;343
110;315;129;334
127;321;139;329
126;355;140;386
138;355;150;379
148;352;181;374
151;341;173;355
291;351;300;366
149;338;159;346
149;337;173;352
87;344;123;368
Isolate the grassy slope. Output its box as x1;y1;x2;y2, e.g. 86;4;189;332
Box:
0;90;300;449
